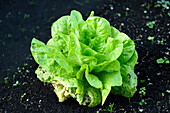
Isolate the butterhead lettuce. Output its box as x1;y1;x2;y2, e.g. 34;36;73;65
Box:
30;10;138;107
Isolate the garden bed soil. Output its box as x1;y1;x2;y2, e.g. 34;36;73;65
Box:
0;0;170;113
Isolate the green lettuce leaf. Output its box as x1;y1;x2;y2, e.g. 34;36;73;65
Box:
86;17;111;53
118;33;135;63
98;71;122;105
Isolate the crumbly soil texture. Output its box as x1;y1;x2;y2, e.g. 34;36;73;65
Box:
0;0;170;113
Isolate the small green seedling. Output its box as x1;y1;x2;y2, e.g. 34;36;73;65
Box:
140;80;145;83
147;3;152;9
147;82;153;86
4;77;9;84
103;103;114;112
146;21;155;29
146;16;149;19
26;70;30;73
24;14;30;19
156;57;169;64
20;27;27;32
29;0;35;5
24;63;28;66
125;12;128;16
157;39;164;45
144;10;147;13
13;81;20;86
13;75;15;81
166;90;170;93
162;92;165;96
168;12;170;16
156;0;170;9
8;34;12;38
147;36;154;41
139;99;147;105
139;87;146;97
117;13;121;17
21;93;26;100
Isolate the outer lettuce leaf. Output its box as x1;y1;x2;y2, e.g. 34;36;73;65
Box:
98;71;122;105
85;67;102;89
86;86;101;107
51;16;71;38
86;17;111;53
105;37;123;61
31;38;60;74
118;33;135;63
103;60;120;72
126;50;138;70
47;37;68;55
54;48;73;73
70;10;84;32
111;64;137;97
67;33;82;66
92;60;120;73
31;38;45;63
110;26;120;39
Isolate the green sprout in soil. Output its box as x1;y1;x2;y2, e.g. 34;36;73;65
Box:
156;57;169;64
117;13;121;17
162;92;165;96
20;93;27;101
146;16;149;19
103;103;114;112
144;10;147;14
140;80;145;83
24;63;28;66
166;90;170;93
139;99;147;105
13;81;20;86
146;21;155;29
157;39;164;45
20;27;27;32
7;34;12;38
17;67;22;73
147;36;154;41
29;0;35;5
125;12;128;17
168;12;170;16
4;77;9;84
24;14;30;19
147;82;153;86
26;70;30;73
13;75;15;81
156;0;170;9
139;87;146;97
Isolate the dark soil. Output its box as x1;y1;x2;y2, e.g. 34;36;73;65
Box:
0;0;170;113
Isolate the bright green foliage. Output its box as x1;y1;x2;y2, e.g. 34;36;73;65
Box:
139;99;147;105
139;87;146;97
147;36;154;41
30;10;138;107
156;57;169;64
156;0;170;9
146;21;155;29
